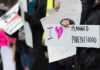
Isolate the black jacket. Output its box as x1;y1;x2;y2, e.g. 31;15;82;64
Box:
80;0;100;25
86;2;100;25
25;0;47;54
25;0;48;70
75;1;100;70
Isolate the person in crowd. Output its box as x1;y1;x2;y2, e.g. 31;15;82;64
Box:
24;0;61;70
24;0;48;70
14;0;37;70
0;8;16;70
0;2;24;70
10;27;30;70
2;0;47;70
60;0;100;70
75;0;100;70
0;34;16;70
0;8;29;70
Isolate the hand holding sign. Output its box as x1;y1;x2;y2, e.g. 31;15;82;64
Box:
60;19;70;27
40;0;100;63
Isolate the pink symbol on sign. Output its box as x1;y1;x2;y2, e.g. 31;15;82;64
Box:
55;26;63;40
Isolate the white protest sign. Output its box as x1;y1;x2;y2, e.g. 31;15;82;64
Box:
44;25;100;48
44;25;100;63
0;3;24;35
0;3;18;28
41;1;82;26
48;45;76;63
59;0;81;12
40;0;100;63
47;9;56;15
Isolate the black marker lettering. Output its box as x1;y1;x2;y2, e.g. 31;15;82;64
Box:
47;27;53;40
72;36;97;44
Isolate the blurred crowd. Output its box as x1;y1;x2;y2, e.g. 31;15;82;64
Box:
0;0;100;70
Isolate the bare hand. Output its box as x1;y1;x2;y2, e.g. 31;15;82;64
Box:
61;20;70;27
54;0;60;12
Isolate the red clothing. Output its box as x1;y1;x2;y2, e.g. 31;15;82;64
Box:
0;30;16;47
0;31;8;47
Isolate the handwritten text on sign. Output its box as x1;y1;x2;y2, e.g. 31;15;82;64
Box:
44;25;100;48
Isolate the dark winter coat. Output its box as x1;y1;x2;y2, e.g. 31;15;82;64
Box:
86;1;100;25
75;1;100;70
25;0;48;70
80;0;100;25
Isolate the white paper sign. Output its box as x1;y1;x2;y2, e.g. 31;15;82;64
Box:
47;9;56;15
41;0;100;63
44;25;100;48
0;3;24;35
0;3;18;28
48;46;76;63
44;25;100;63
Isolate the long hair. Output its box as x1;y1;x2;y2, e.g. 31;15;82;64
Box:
80;0;95;24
